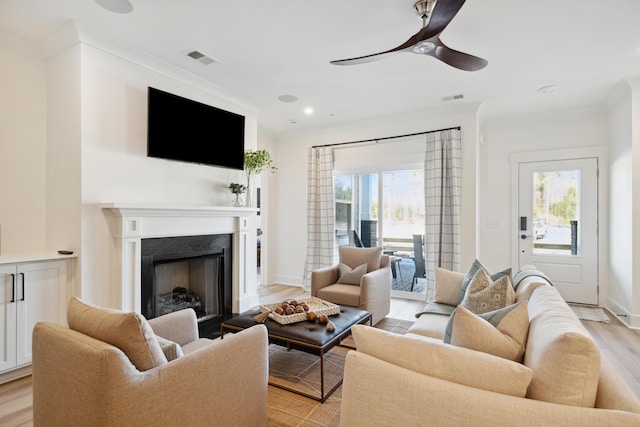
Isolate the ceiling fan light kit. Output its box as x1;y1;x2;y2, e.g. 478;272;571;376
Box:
330;0;487;71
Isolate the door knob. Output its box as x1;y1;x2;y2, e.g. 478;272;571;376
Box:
520;234;531;240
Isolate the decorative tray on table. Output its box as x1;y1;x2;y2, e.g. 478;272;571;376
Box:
260;297;340;325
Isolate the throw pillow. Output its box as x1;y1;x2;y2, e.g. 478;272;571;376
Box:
67;297;167;371
155;335;184;361
433;267;465;306
444;301;530;362
461;267;515;314
339;246;382;272
351;325;533;397
337;262;368;285
458;258;512;304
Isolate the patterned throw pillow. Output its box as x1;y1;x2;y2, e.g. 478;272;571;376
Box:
337;262;368;285
444;301;530;362
461;267;515;314
458;258;512;304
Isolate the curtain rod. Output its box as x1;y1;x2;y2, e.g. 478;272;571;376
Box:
311;126;461;149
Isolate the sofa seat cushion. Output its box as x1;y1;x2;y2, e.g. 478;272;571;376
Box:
316;283;361;307
444;301;529;362
352;325;533;397
525;286;601;407
407;312;452;340
67;297;167;371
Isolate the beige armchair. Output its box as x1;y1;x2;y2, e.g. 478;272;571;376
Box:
32;297;269;427
311;246;391;325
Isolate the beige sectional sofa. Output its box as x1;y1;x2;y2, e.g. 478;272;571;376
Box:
341;266;640;426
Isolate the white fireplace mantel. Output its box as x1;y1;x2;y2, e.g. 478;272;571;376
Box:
101;203;259;314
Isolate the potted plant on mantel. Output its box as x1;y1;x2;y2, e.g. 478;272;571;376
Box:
243;149;277;207
228;183;246;207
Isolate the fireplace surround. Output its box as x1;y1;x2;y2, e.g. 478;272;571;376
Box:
102;204;259;317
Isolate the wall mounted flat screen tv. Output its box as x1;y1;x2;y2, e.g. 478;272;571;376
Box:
147;87;245;170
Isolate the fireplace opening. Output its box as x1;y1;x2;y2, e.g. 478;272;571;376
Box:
141;234;233;339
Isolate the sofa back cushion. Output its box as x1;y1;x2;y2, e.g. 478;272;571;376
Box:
67;297;167;371
524;286;600;407
352;325;533;397
339;246;382;272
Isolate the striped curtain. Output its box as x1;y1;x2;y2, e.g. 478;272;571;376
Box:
302;146;335;290
424;129;462;300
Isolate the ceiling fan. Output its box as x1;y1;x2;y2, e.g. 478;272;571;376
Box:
330;0;487;71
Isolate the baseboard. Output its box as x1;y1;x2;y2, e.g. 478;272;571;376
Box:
0;365;32;385
606;298;640;329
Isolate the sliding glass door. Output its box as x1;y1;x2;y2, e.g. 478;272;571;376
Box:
334;169;425;299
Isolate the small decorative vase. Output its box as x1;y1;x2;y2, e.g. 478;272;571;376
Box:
232;193;243;207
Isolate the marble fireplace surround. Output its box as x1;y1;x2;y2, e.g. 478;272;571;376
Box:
101;204;259;315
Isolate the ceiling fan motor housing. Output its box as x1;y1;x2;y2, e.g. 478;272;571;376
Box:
414;0;437;20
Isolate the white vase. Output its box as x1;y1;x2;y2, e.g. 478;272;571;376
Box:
245;173;253;207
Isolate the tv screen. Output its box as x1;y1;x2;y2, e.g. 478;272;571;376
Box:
147;87;245;170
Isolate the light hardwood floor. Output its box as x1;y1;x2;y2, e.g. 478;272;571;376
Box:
2;284;639;426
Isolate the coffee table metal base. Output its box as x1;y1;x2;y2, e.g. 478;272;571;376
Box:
220;306;371;403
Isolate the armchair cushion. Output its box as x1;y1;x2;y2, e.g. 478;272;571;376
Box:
339;246;382;272
67;297;167;371
337;262;368;285
155;335;184;361
316;283;361;307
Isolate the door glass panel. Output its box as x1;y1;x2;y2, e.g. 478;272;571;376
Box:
334;175;353;247
381;170;425;254
532;170;580;255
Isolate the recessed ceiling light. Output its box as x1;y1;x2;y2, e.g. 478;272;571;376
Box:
278;95;298;103
304;107;314;115
94;0;133;14
538;84;559;94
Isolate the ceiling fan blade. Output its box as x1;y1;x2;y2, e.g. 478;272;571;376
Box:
429;38;487;71
330;50;405;66
413;0;467;43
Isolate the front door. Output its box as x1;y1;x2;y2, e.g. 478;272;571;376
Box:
517;158;598;304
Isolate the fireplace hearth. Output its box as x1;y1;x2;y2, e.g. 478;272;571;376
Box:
141;234;233;338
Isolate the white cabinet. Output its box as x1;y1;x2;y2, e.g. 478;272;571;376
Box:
0;259;69;374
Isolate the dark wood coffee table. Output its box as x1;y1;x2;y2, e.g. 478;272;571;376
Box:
220;305;371;402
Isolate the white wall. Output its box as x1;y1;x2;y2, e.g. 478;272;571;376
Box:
0;33;47;254
43;25;259;308
268;105;480;287
478;108;608;275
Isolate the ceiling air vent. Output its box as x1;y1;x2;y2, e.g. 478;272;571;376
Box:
442;94;464;101
185;50;217;65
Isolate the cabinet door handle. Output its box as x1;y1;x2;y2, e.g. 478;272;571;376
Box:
10;273;15;303
19;272;25;301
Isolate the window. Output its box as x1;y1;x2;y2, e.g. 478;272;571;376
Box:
334;169;425;297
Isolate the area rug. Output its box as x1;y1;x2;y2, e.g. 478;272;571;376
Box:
268;317;414;400
571;305;611;323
